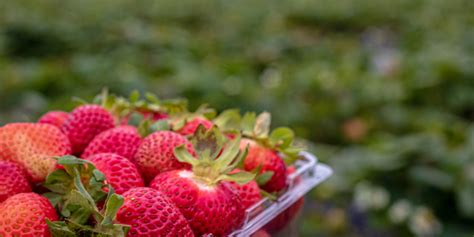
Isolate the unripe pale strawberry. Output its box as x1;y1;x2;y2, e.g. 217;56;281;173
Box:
0;161;31;202
86;153;144;194
82;125;141;161
0;123;71;182
0;193;58;237
61;105;115;155
116;187;194;237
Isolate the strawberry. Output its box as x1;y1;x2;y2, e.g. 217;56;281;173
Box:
242;139;288;193
150;125;254;236
116;187;194;237
133;131;195;182
38;111;69;128
86;153;144;194
0;161;31;202
0;123;71;182
228;179;262;209
61;105;115;155
82;125;142;161
0;193;58;237
177;117;213;136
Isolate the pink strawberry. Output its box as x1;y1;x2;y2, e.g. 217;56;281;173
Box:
61;105;115;155
0;161;31;202
133;131;194;182
82;125;141;161
177;117;213;136
38;111;69;128
0;193;58;237
116;187;194;237
241;139;288;193
149;126;253;236
0;123;71;182
86;153;144;194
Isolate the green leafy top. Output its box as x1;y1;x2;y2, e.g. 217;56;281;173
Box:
168;104;216;132
214;110;303;164
43;156;129;237
92;89;188;126
174;125;255;186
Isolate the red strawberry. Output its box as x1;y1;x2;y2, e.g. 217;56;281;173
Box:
38;111;69;128
0;193;58;237
61;105;115;155
82;125;141;161
228;179;262;210
86;153;144;194
0;161;31;202
177;117;213;136
116;187;194;237
149;126;253;236
241;139;288;193
150;170;244;236
0;123;71;182
133;131;194;182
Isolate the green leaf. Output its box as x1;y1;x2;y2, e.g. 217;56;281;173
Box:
128;112;145;127
215;136;242;172
217;171;255;185
241;112;256;135
47;220;76;237
269;127;295;149
150;120;170;132
102;194;124;226
213;109;241;132
256;171;274;186
43;169;73;194
191;125;224;160
58;155;90;166
43;192;62;208
174;145;198;166
128;90;140;103
254;112;271;138
145;92;160;104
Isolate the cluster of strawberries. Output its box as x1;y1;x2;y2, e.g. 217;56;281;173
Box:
0;91;303;237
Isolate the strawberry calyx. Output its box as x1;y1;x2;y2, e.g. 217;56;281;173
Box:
168;104;216;132
93;89;188;126
215;110;303;165
174;125;255;186
43;156;129;237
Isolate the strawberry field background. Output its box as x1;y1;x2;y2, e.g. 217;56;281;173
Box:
0;0;473;236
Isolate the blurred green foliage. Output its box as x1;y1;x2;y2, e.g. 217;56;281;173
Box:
1;0;473;236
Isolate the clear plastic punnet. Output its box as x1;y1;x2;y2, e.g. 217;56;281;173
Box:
229;151;333;236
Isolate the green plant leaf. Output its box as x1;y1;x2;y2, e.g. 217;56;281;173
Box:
174;145;198;166
256;171;274;186
254;112;271;138
241;112;256;135
269;127;295;149
217;170;255;185
102;194;124;226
